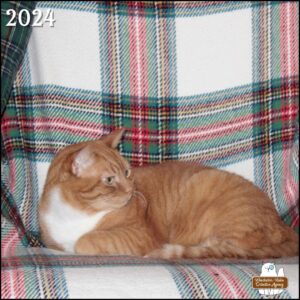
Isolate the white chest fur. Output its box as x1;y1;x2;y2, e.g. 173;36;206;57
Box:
42;187;110;253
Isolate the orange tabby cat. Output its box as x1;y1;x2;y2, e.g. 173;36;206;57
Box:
38;129;299;259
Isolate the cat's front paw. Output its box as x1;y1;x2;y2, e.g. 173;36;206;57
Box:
144;248;165;259
74;237;98;255
145;244;184;260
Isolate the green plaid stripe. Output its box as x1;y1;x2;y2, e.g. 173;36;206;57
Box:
37;1;285;18
5;77;297;164
1;1;36;116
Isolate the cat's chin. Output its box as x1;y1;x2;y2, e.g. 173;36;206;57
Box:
119;195;133;207
117;194;134;209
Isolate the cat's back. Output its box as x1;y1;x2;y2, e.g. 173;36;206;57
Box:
133;160;267;201
133;160;209;179
133;161;210;194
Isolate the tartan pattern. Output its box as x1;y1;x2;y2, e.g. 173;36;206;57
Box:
1;1;299;299
1;258;68;299
99;1;178;163
252;2;299;229
1;216;24;257
166;262;292;299
1;181;42;248
1;251;297;299
1;1;36;116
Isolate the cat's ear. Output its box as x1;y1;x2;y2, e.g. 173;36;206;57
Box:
102;128;125;149
71;147;94;177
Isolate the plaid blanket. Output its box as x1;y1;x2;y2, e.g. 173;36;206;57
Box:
1;1;299;299
1;1;36;116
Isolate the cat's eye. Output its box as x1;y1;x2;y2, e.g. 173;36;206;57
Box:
125;169;131;178
104;176;115;185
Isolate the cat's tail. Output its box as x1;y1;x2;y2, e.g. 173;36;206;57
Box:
145;240;248;260
183;236;299;259
146;230;299;260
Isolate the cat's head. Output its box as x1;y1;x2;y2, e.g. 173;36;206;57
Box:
64;128;134;211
